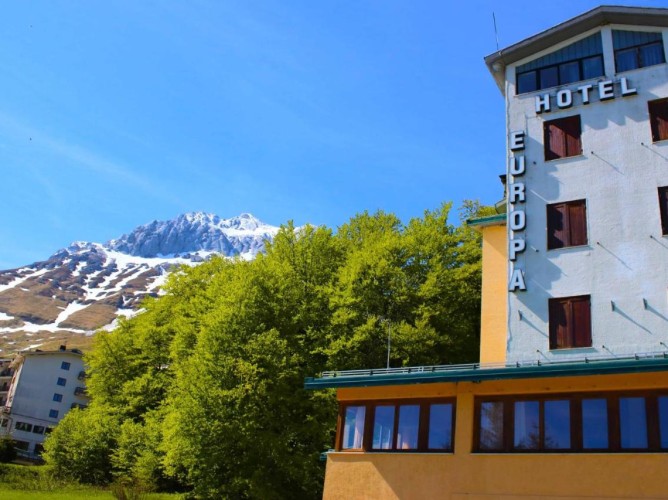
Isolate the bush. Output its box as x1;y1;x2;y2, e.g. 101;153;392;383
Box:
0;437;17;463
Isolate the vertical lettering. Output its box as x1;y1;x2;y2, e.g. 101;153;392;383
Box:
509;239;526;261
509;155;526;176
509;210;526;231
509;268;527;291
510;131;525;151
508;182;525;203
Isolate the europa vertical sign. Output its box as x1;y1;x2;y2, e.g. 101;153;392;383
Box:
508;130;527;292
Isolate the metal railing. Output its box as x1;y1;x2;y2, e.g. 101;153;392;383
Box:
319;350;668;379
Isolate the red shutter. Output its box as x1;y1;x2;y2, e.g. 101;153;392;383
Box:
549;299;570;349
547;203;568;249
659;187;668;236
545;122;566;160
563;116;582;157
568;200;588;246
572;296;592;348
649;99;668;142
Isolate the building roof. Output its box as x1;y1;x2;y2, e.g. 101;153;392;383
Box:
467;213;506;229
485;6;668;94
304;352;668;389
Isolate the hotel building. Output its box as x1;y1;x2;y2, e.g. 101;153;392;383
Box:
306;6;668;499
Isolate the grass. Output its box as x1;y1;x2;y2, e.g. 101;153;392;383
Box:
0;463;184;499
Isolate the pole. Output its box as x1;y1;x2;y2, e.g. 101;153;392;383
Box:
386;320;391;369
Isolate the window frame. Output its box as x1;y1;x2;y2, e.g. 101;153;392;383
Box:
547;199;588;250
517;54;604;94
53;393;63;402
336;398;456;453
549;294;592;350
474;390;668;453
544;115;582;161
61;361;71;371
615;40;666;73
48;409;59;419
56;377;67;387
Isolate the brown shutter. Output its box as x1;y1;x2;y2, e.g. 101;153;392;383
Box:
545;122;566;160
568;200;588;246
563;116;582;157
659;187;668;236
649;99;668;142
547;203;568;249
549;299;570;349
572;296;592;348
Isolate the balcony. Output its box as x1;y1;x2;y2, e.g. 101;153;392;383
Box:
77;371;86;381
74;387;88;397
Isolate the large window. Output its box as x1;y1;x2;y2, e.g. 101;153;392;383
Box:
547;199;588;249
650;99;668;143
475;391;668;453
14;421;32;432
614;30;665;73
659;187;668;235
549;295;591;349
338;399;455;452
516;33;604;94
544;115;582;161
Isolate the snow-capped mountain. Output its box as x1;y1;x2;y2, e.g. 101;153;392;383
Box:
0;213;280;353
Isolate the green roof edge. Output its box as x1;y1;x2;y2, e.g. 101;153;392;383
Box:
466;213;506;227
304;356;668;390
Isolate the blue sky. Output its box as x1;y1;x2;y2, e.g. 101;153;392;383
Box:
1;1;666;269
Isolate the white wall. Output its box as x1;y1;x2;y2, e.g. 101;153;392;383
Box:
505;26;668;363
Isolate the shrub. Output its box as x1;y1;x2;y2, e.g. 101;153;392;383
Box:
0;436;17;463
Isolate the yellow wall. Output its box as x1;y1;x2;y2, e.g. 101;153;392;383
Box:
478;224;507;365
325;372;668;499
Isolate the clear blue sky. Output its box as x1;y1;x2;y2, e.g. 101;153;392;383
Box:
1;1;665;269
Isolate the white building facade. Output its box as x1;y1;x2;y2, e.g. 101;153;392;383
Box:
0;348;88;457
486;6;668;363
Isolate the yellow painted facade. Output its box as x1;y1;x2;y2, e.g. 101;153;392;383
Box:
478;223;507;365
325;372;668;499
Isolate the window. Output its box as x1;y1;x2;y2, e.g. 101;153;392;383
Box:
549;295;591;349
61;361;71;371
48;409;59;419
614;30;665;72
338;399;455;452
649;99;668;142
32;425;45;435
14;421;32;432
659;187;668;236
56;377;66;386
516;33;604;94
53;393;63;402
544;115;582;161
0;419;7;428
475;391;668;453
547;199;587;249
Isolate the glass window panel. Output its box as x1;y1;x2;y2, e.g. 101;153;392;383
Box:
514;401;540;449
659;396;668;448
582;56;604;79
616;48;638;72
342;406;366;450
396;405;420;450
540;66;558;89
428;403;453;450
559;61;580;85
517;71;537;93
544;400;571;449
479;401;504;450
372;406;395;450
640;42;666;68
620;397;648;449
582;398;608;449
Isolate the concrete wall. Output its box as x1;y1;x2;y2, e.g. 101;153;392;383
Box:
504;25;668;362
324;372;668;499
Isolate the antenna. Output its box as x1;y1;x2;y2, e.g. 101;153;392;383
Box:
492;12;500;51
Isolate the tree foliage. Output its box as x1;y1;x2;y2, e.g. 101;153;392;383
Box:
43;202;487;498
